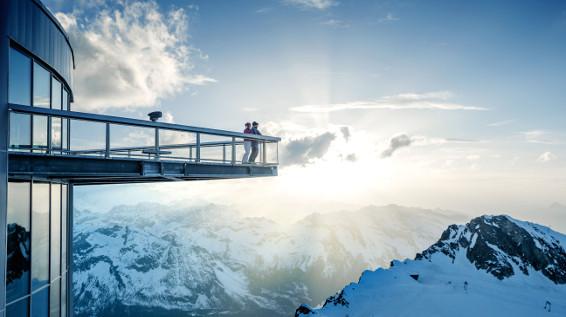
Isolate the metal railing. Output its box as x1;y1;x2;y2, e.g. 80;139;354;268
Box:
8;104;280;166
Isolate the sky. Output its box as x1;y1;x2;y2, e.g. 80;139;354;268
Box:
44;0;566;224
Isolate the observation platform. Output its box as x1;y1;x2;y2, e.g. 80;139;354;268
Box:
7;104;280;185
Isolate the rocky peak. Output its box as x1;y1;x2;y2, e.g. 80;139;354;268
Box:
416;215;566;283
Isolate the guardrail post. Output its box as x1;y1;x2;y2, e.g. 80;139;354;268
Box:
231;137;236;165
262;141;266;164
47;116;52;154
222;144;226;163
155;128;160;160
196;133;201;163
105;123;110;158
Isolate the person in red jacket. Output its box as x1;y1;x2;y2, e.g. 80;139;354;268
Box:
242;122;253;163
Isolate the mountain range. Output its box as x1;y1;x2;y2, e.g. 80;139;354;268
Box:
72;203;467;317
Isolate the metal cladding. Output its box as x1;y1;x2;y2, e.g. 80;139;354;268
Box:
5;0;74;93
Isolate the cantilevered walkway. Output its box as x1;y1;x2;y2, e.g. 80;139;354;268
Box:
8;104;280;185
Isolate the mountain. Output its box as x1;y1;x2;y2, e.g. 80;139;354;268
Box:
72;204;467;317
296;215;566;317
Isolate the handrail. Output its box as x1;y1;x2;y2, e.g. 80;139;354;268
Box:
70;140;245;155
8;103;280;166
8;103;281;142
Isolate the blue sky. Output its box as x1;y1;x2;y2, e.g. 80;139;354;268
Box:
45;0;566;223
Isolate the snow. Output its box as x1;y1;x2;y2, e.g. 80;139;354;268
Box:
300;215;566;317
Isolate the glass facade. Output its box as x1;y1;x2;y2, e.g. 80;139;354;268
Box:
9;113;31;151
4;3;75;317
9;48;31;106
6;182;31;302
5;181;69;316
33;62;50;108
31;183;49;290
9;47;71;155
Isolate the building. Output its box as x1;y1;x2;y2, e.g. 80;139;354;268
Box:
0;1;280;316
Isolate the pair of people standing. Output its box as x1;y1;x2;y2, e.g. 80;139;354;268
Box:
242;121;262;164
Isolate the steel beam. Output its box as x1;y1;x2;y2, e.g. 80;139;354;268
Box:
8;153;278;185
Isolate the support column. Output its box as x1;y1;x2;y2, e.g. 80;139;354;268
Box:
0;3;10;314
67;183;74;317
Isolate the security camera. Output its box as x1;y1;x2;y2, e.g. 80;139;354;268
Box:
148;111;163;122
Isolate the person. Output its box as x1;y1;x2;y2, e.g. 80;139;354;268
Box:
248;121;262;163
242;122;253;163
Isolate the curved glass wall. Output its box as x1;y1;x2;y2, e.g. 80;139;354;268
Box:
8;46;71;154
5;180;69;316
7;42;71;317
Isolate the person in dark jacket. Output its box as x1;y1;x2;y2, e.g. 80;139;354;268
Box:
242;122;253;163
248;121;262;163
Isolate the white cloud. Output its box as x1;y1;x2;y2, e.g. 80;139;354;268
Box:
538;152;557;162
290;91;487;113
523;130;554;144
321;19;350;28
378;13;399;23
488;119;514;127
56;1;215;111
285;0;338;10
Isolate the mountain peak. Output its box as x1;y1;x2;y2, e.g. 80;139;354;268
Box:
297;215;566;316
416;215;566;283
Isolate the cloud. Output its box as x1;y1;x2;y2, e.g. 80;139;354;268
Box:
321;19;350;28
285;0;338;10
538;152;558;162
340;126;351;141
522;130;555;144
281;132;336;166
488;119;514;127
381;134;412;158
378;13;399;23
290;91;487;113
345;153;357;162
56;1;215;111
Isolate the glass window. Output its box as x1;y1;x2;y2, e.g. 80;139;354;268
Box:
9;47;31;106
61;275;67;317
51;78;62;110
6;297;29;317
31;287;49;317
50;279;61;317
33;62;50;108
31;183;50;290
52;117;62;152
62;89;69;111
32;115;48;153
50;184;61;280
61;185;67;273
6;182;31;302
10;112;31;151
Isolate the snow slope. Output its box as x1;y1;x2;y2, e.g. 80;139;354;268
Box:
72;204;466;317
296;215;566;317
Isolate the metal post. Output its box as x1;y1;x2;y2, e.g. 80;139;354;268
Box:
155;128;160;160
189;146;192;161
231;137;236;165
222;144;226;163
47;115;52;154
105;122;110;158
195;133;200;163
262;141;266;164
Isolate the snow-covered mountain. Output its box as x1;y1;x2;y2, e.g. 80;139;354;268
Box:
72;204;467;317
296;215;566;317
